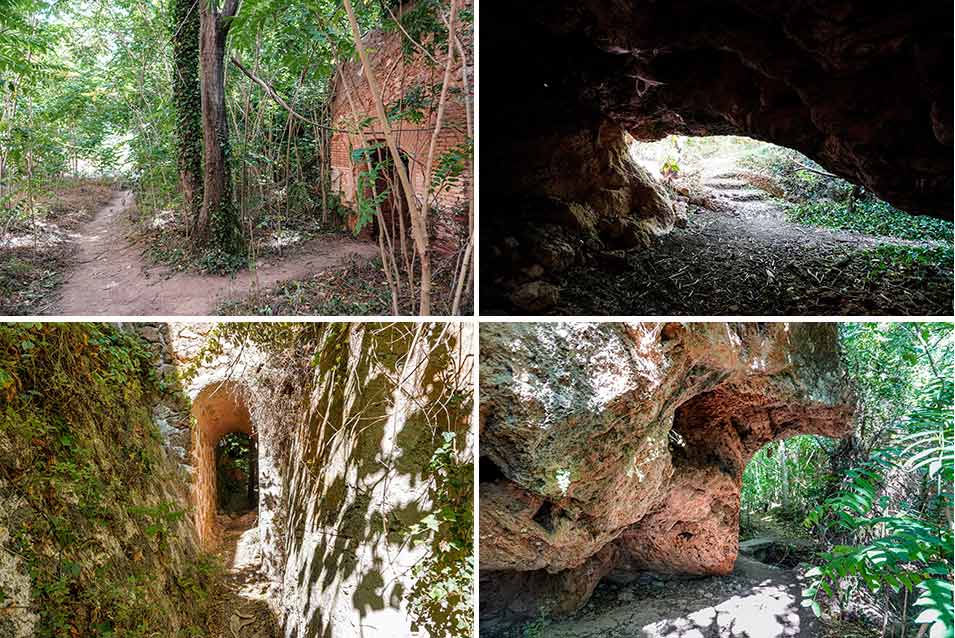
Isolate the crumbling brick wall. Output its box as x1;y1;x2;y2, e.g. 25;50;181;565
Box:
329;0;472;257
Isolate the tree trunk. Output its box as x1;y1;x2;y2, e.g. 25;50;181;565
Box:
197;0;244;261
171;0;203;224
779;438;790;510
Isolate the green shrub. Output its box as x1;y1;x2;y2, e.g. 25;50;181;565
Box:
786;200;953;243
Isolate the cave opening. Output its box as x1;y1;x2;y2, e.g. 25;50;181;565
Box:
480;1;953;318
555;131;954;317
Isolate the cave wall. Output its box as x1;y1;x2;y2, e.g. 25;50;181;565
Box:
482;0;953;301
479;322;855;624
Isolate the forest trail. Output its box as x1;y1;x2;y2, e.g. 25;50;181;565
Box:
524;556;825;638
211;514;281;638
54;189;377;315
550;156;952;316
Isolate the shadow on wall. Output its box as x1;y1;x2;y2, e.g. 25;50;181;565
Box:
275;323;473;638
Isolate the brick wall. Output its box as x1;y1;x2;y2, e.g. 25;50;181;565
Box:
329;0;472;256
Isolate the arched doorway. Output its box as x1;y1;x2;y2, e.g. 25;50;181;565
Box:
353;141;413;244
191;380;257;549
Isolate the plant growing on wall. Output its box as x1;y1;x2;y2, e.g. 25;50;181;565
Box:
405;430;474;636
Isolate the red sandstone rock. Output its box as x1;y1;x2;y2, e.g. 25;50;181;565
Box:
479;322;854;622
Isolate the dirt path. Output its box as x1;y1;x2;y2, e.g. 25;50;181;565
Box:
485;557;827;638
54;190;378;315
550;170;952;316
210;514;280;638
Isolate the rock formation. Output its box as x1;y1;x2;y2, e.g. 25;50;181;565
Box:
481;1;953;307
479;322;854;625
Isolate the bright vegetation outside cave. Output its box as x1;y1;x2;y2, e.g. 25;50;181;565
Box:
480;2;953;316
479;322;954;638
0;322;475;637
0;0;473;316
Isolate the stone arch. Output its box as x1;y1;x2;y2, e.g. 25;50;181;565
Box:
191;380;254;549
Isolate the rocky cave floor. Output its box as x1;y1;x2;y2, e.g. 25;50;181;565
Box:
506;171;952;316
209;512;281;638
484;513;883;638
484;553;869;638
496;555;830;638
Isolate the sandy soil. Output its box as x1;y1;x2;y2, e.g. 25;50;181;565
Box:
53;190;378;315
483;556;827;638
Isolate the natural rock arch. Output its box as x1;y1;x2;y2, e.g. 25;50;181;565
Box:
478;322;856;623
191;380;254;549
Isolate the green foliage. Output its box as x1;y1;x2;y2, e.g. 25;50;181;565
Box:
170;0;203;217
660;157;680;177
351;142;391;235
433;140;472;191
128;501;186;551
0;323;216;637
405;431;474;637
854;244;954;281
521;617;553;638
383;0;450;60
786;200;953;243
802;330;954;638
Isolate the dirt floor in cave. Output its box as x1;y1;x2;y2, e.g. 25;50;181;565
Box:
53;189;377;315
545;159;952;317
208;513;281;638
507;556;826;638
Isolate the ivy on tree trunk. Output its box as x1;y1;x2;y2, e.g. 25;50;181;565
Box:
197;0;244;269
171;0;203;225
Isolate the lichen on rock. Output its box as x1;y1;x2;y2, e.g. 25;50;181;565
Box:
479;322;855;625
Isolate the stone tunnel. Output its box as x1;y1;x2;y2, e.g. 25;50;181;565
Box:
478;322;856;624
191;380;255;549
481;1;952;302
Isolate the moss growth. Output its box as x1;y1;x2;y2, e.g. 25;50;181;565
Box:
171;0;203;219
0;323;217;637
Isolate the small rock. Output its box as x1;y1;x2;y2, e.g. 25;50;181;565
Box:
509;281;560;312
140;326;162;342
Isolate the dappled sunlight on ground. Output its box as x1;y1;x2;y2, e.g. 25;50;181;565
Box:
268;229;305;249
641;581;802;637
513;557;824;638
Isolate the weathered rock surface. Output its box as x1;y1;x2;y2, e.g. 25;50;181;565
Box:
482;0;952;293
479;322;854;622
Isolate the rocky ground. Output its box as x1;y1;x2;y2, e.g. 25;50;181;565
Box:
209;512;281;638
505;166;952;316
484;555;826;638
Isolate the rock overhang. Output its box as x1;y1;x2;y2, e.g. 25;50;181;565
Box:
479;322;856;621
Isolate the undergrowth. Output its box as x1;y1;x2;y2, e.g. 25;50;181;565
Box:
786;200;954;243
0;323;217;637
